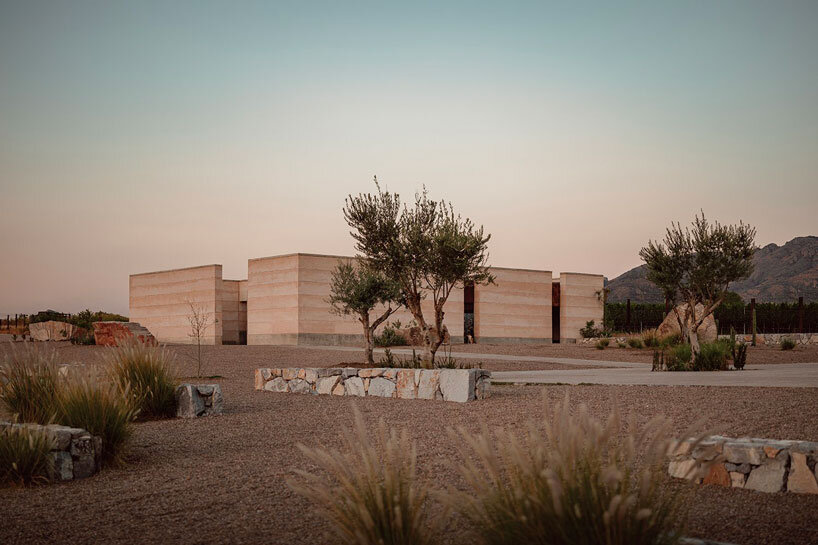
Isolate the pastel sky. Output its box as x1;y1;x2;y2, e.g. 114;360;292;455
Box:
1;1;817;316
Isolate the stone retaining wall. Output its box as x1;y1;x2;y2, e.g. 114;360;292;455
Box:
0;422;101;482
668;436;818;494
255;367;490;402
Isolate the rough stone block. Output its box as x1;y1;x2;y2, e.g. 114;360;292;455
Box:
702;463;730;487
288;379;313;394
668;459;699;480
417;370;441;400
264;377;288;393
745;462;786;493
395;370;417;399
282;368;299;380
317;376;340;395
729;471;746;488
723;441;765;465
49;451;73;481
368;377;396;398
787;452;818;494
176;383;223;417
358;368;383;378
439;369;476;402
344;376;366;397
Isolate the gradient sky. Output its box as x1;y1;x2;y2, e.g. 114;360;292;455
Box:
1;1;817;316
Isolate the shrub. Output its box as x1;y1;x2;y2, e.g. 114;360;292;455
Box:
665;344;693;371
579;320;600;339
106;340;178;420
627;338;644;349
70;329;96;345
374;321;409;347
0;423;55;486
446;395;688;545
595;338;609;350
642;329;660;348
287;407;438;545
660;332;683;347
693;341;730;371
732;342;748;370
780;338;796;351
55;377;137;466
0;347;59;424
617;341;626;348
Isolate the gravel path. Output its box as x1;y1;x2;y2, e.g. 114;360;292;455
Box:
1;345;817;544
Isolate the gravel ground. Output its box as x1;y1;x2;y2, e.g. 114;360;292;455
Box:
1;345;817;545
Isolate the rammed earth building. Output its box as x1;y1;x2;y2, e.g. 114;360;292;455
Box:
129;253;603;346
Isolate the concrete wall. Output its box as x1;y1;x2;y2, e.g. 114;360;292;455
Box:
129;265;223;344
247;253;463;345
559;273;604;342
475;267;552;343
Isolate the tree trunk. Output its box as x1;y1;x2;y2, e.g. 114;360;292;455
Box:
688;328;701;359
361;313;374;365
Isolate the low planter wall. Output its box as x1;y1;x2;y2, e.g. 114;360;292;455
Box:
668;436;818;494
0;422;101;482
255;367;490;402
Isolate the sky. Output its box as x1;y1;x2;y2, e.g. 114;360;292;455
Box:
1;1;817;316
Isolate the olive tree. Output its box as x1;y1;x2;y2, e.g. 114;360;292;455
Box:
639;213;755;356
327;260;403;365
344;179;494;363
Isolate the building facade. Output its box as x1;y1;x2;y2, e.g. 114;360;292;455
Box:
129;253;603;346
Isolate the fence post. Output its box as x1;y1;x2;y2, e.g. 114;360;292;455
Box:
750;298;757;346
798;297;804;334
626;299;631;332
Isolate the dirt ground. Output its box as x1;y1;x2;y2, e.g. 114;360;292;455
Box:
1;343;817;545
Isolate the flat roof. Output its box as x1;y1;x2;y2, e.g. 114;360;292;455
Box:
130;264;222;278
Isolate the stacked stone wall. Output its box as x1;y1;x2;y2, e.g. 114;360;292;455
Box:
255;367;490;402
0;422;101;482
668;436;818;494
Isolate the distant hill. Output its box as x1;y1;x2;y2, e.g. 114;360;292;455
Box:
607;236;818;303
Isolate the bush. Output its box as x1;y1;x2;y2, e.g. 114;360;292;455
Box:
287;407;438;545
665;344;693;371
0;423;55;486
642;329;660;348
55;377;137;466
660;332;683;348
595;338;609;350
780;338;796;351
70;329;96;345
446;395;688;545
732;342;748;370
580;320;599;339
0;347;59;424
107;340;178;420
374;321;409;347
627;338;644;349
693;341;730;371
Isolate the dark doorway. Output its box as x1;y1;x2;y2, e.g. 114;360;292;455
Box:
464;282;475;343
552;282;560;343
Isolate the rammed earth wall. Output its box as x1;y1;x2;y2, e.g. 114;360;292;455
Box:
255;367;490;403
668;436;818;494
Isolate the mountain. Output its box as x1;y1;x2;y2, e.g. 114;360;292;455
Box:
606;236;818;303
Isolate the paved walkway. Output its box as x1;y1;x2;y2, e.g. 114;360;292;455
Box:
492;363;818;388
306;345;818;388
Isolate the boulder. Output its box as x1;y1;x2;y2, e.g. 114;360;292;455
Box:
657;304;717;343
787;452;818;494
29;321;85;341
368;377;396;398
745;462;786;493
344;376;366;397
439;369;476;403
175;383;223;417
92;322;156;347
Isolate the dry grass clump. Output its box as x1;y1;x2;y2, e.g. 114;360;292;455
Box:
0;345;59;424
106;339;178;420
55;377;137;466
287;407;438;545
446;395;689;545
0;422;55;486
